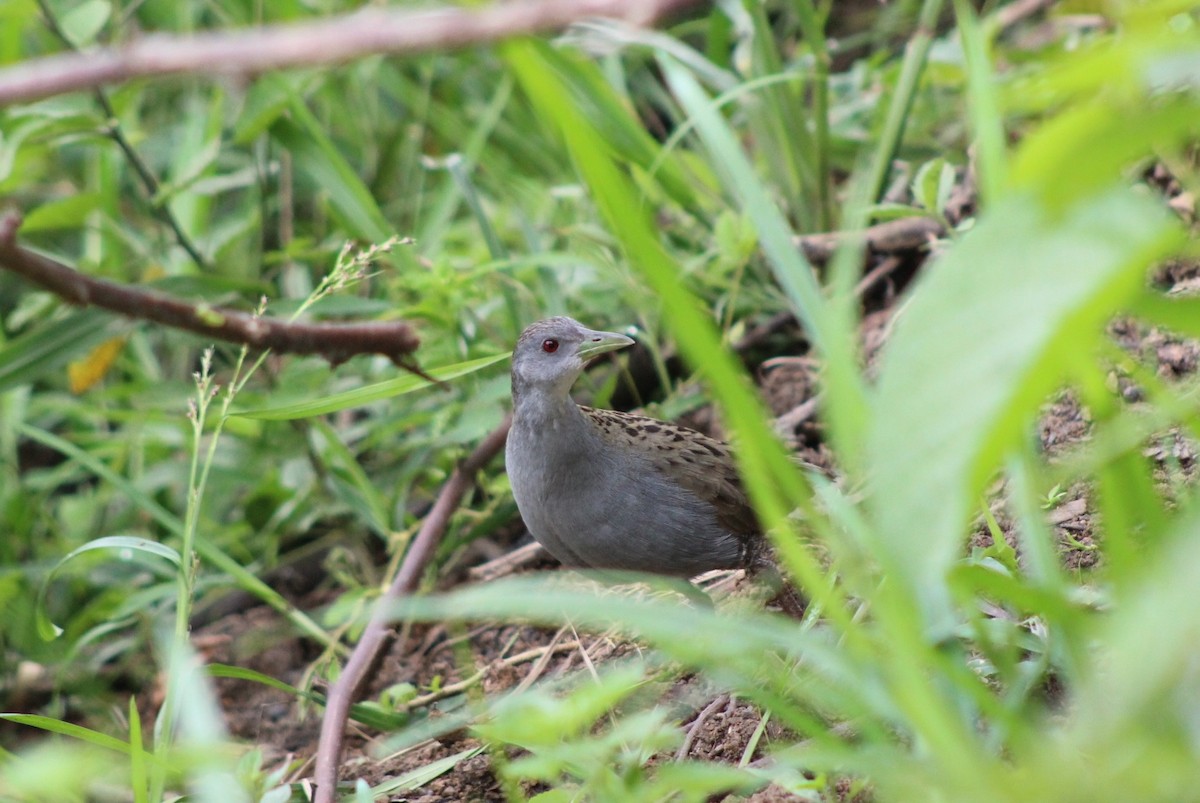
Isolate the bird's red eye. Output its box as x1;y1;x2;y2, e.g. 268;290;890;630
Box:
542;339;559;353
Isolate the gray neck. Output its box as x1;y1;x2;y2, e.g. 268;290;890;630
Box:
511;378;587;431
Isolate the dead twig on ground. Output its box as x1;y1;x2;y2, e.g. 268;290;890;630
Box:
312;416;511;803
854;255;906;299
513;627;572;694
467;541;548;582
676;693;731;761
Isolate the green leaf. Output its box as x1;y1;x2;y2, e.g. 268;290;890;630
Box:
59;0;110;47
954;0;1005;206
911;158;950;216
1011;96;1200;209
17;424;340;653
363;746;485;798
639;761;763;799
235;352;509;420
535;46;712;220
36;535;181;640
383;573;873;749
660;57;869;468
867;188;1183;627
206;664;408;730
232;75;304;144
207;664;305;696
270;102;393;245
18;424;183;535
129;697;147;803
476;664;646;747
0;714;134;755
1132;292;1200;339
312;418;390;534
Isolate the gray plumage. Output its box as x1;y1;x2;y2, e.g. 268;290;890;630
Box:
506;316;767;580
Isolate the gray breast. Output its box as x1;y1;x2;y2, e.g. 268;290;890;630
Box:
506;418;743;577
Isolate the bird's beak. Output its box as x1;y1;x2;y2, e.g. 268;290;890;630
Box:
577;329;635;361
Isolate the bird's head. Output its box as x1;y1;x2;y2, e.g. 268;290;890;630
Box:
511;316;634;400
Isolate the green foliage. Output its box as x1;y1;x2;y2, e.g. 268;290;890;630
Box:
3;0;1200;800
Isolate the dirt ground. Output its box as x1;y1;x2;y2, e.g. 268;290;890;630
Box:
195;203;1200;800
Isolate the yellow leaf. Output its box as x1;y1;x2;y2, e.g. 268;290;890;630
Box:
141;264;167;281
67;337;126;394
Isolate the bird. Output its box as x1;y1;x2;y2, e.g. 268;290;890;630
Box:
505;316;804;616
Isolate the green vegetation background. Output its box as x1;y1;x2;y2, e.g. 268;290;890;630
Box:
2;0;1200;800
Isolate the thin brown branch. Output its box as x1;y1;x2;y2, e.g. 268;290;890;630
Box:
796;215;945;265
312;416;511;803
854;254;905;298
0;0;702;106
676;693;730;761
0;212;420;367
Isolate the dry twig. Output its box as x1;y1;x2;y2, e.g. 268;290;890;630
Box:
401;632;580;710
312;416;511;803
854;254;906;298
467;540;548;582
796;215;944;265
676;693;731;761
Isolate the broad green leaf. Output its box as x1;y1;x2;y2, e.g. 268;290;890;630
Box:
639;762;764;800
235;352;509;420
1132;293;1200;339
1011;96;1200;208
867;188;1183;627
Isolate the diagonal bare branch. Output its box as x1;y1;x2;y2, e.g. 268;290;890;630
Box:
312;416;511;803
0;212;421;368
